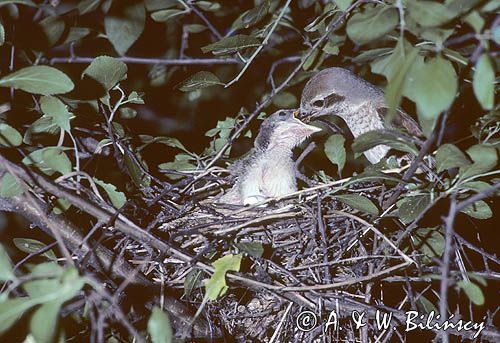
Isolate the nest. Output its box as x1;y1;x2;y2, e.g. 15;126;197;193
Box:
119;167;427;342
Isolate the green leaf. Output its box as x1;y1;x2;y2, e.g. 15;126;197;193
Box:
333;194;379;215
413;227;445;263
13;238;56;260
468;273;487;287
0;244;15;282
406;1;454;27
25;117;59;136
461;200;492;219
403;55;457;124
127;91;144;104
82;56;128;92
39;15;65;46
334;0;353;11
416;295;438;314
0;123;22;147
457;280;484;305
371;39;414;79
196;1;220;12
446;0;483;15
147;307;173;343
352;130;418;155
0;0;36;6
353;48;393;64
302;48;319;71
457;181;491;193
420;27;454;45
94;178;126;209
124;152;151;187
40;96;73;132
384;44;420;122
145;0;177;11
184;268;204;298
493;24;500;45
0;172;22;197
205;254;241;300
435;144;470;173
63;27;91;45
322;41;340;55
324;134;346;173
159;160;196;180
24;268;62;299
472;54;495;110
0;66;74;95
201;34;260;55
185;24;207;33
304;6;337;32
231;0;270;30
30;300;60;343
463;11;484;33
139;135;190;154
235;242;264;258
119;107;137;119
52;198;71;214
272;92;297;108
398;195;430;224
346;5;398;45
151;9;185;22
177;71;224;92
0;298;31;335
105;1;145;55
26;266;84;302
77;0;102;14
23;147;72;176
350;170;402;184
42;148;72;175
459;144;497;179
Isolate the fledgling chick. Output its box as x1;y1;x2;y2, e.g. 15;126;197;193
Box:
300;67;423;164
218;109;321;206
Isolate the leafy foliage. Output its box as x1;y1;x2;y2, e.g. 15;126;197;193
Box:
0;0;498;341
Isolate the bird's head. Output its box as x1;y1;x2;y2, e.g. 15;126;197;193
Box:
255;109;321;151
300;67;372;122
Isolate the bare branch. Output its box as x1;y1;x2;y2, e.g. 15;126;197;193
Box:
49;56;240;65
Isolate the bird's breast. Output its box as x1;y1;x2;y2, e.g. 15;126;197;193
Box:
343;103;385;137
259;156;297;197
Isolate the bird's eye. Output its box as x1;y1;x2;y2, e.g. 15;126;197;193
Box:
277;111;289;120
312;99;324;108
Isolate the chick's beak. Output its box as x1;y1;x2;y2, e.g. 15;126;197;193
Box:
291;116;322;135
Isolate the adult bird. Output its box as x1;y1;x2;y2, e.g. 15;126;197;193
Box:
218;109;321;205
300;67;423;164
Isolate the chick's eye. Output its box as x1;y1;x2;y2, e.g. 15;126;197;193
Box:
278;111;288;120
312;99;324;108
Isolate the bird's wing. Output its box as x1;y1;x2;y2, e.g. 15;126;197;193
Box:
376;107;423;137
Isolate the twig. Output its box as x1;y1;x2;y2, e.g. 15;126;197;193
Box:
439;197;458;343
0;154;74;264
225;0;292;88
269;302;293;343
455;181;500;212
188;0;223;39
49;56;240;65
267;56;301;90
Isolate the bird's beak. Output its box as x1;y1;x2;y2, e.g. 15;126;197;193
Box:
291;116;322;134
298;108;326;123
